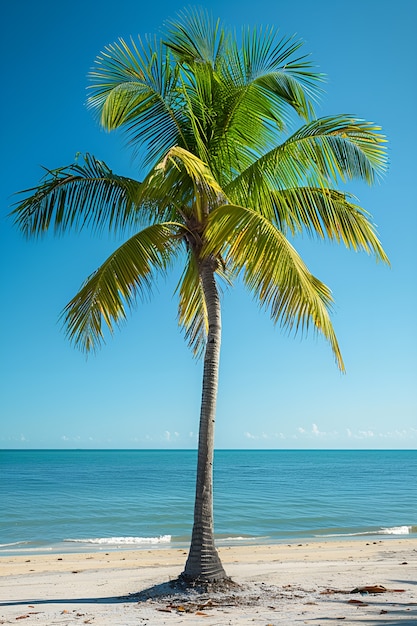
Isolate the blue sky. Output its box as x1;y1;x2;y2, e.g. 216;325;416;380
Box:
1;0;416;450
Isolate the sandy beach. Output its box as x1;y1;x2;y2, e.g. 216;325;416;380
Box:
0;538;415;624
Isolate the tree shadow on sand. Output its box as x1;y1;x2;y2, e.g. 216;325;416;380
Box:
0;577;241;609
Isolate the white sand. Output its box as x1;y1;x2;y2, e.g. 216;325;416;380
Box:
0;539;416;624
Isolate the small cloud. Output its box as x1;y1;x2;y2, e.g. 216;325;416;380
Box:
296;423;338;439
163;431;180;442
358;430;375;438
244;431;269;440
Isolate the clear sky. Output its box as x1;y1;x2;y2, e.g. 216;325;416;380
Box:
1;0;416;450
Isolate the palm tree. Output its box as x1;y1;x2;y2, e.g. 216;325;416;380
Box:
11;9;388;583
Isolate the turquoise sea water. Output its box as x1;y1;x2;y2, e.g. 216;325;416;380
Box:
0;449;416;555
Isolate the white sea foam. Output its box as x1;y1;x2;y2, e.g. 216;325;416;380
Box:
0;541;29;548
64;535;171;546
380;526;411;535
218;536;261;543
317;525;413;538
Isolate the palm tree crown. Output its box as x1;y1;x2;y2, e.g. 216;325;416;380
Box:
11;8;388;583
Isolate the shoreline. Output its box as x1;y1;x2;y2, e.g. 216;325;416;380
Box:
1;538;416;624
1;536;415;573
1;529;415;559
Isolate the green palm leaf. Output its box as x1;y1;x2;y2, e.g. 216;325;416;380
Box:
205;204;344;370
289;116;388;184
11;154;142;237
164;7;226;67
227;26;322;120
88;36;188;162
270;187;389;262
139;146;227;223
62;223;180;352
176;251;208;357
228;115;386;202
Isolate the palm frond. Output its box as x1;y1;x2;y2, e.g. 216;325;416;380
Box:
208;33;323;178
143;146;227;222
176;251;208;357
226;115;387;215
270;187;389;262
164;7;225;67
235;26;323;119
88;36;187;162
11;154;142;237
62;223;181;352
206;27;323;166
283;116;388;184
204;204;344;370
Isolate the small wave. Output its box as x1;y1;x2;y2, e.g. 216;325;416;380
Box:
64;535;171;546
0;541;30;548
317;525;413;538
218;536;261;543
380;526;412;535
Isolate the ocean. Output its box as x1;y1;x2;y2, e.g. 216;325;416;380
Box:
0;449;415;555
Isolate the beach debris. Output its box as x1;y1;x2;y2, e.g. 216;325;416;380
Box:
350;585;405;594
15;616;30;621
348;599;369;606
155;597;231;615
320;585;405;596
350;585;386;594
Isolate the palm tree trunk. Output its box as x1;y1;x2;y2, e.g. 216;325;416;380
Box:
181;258;228;583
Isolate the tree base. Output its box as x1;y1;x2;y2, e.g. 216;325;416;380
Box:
174;573;238;594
